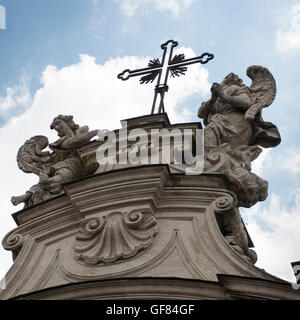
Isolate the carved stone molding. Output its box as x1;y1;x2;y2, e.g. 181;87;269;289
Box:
2;233;24;260
74;211;158;265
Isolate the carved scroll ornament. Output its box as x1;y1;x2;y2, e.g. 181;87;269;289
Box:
2;233;24;260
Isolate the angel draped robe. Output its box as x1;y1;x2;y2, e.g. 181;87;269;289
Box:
198;85;281;149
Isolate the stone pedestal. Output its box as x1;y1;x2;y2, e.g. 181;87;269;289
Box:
1;114;299;300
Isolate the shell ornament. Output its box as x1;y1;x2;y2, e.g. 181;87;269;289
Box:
74;211;158;265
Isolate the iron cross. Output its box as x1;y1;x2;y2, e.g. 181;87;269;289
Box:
117;40;214;114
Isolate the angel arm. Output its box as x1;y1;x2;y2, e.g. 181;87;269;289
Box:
198;83;218;120
50;129;99;151
212;83;252;111
67;129;99;148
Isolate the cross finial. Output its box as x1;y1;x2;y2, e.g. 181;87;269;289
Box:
118;40;214;114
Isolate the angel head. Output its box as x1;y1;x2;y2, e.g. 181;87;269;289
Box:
221;73;243;87
50;115;79;138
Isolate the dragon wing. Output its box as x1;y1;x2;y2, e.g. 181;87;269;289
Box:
245;65;277;120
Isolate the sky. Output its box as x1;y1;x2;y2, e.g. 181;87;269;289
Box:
0;0;300;284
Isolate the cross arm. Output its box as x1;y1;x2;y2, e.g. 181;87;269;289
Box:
169;52;214;68
117;65;162;81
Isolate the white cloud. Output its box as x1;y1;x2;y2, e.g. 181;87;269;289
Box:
114;0;193;17
112;0;194;33
243;192;300;282
241;144;300;282
251;148;270;176
0;77;31;119
0;50;210;279
252;147;300;177
282;148;300;174
276;4;300;55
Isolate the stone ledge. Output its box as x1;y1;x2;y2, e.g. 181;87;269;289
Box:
10;275;298;300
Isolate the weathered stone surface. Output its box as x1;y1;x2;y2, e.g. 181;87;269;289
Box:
198;66;281;208
11;115;99;208
74;210;158;264
1;112;294;300
0;164;284;299
10;276;300;300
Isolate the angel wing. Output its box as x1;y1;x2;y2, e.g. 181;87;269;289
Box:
17;135;52;176
245;65;276;120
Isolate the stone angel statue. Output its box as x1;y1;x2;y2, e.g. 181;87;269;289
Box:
198;66;281;149
198;66;281;208
11;115;99;208
196;66;281;262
